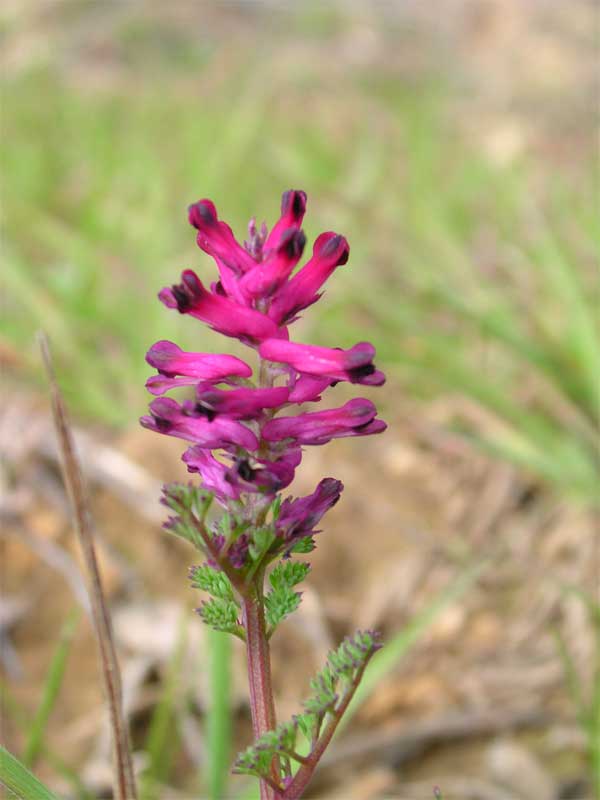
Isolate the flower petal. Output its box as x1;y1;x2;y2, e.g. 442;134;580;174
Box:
264;190;307;251
260;339;385;385
269;232;349;324
146;340;252;379
160;271;280;342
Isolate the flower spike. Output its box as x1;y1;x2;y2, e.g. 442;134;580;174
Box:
142;189;386;798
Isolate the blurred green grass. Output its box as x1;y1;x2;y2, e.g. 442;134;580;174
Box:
3;41;598;498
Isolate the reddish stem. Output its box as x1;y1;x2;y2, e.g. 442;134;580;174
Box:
242;588;281;800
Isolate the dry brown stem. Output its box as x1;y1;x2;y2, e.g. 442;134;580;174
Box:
39;332;137;800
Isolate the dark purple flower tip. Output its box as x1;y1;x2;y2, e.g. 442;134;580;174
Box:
264;190;307;251
188;198;218;229
259;339;385;386
239;227;307;301
277;477;343;542
281;189;307;221
143;397;259;450
188;199;256;278
159;269;204;313
317;232;350;265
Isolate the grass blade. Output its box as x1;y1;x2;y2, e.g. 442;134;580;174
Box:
205;629;233;800
1;681;95;800
0;746;60;800
24;610;79;767
139;616;187;800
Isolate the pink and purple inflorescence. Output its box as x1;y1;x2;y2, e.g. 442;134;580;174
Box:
141;190;386;566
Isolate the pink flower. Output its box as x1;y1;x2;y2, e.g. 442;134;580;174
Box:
145;341;253;396
146;340;252;378
189;199;256;276
287;374;332;403
259;339;385;386
160;270;280;343
141;397;258;450
268;232;349;325
182;448;242;501
261;398;386;445
189;384;289;420
183;447;302;496
277;478;343;543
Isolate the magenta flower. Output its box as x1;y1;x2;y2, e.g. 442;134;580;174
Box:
141;397;258;450
145;340;253;395
262;398;385;445
160;270;280;342
259;339;385;386
191;384;289;420
276;478;343;544
268;231;349;325
146;340;252;379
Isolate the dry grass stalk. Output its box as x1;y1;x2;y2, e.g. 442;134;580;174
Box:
38;332;137;800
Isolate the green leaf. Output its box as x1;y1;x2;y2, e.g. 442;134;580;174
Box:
248;527;275;562
140;615;187;799
189;564;235;601
233;716;308;781
198;598;243;638
0;746;60;800
304;630;380;716
264;561;311;632
269;561;310;591
265;584;302;631
290;536;315;554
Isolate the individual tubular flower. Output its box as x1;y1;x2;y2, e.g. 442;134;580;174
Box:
276;478;343;543
182;448;242;501
141;397;259;450
160;270;280;343
261;398;386;446
190;384;289;421
189;199;256;276
268;231;349;325
145;340;253;396
287;374;332;403
259;339;385;386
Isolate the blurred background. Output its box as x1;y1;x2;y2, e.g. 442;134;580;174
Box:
1;1;598;799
